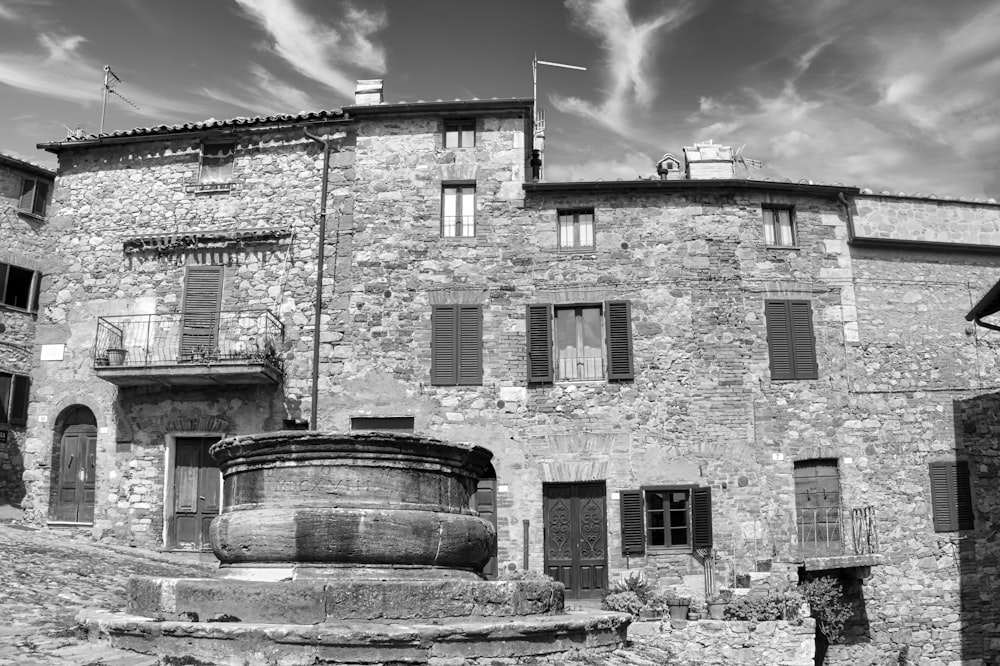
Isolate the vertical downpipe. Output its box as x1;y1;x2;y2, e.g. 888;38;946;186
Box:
303;129;330;430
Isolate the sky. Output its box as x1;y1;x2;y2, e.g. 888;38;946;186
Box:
1;0;1000;199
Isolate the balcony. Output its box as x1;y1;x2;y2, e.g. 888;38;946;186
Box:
795;506;887;571
93;311;284;387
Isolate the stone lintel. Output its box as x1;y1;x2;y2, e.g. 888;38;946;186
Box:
801;553;888;572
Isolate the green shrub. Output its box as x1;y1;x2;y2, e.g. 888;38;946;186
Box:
602;590;643;615
798;576;853;644
723;591;803;622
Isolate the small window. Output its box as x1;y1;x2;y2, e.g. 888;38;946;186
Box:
444;119;475;148
526;301;633;384
557;209;595;251
350;416;415;432
765;299;818;380
18;177;49;218
0;372;30;425
199;142;235;184
620;486;712;554
763;205;795;246
0;262;41;313
929;461;974;532
431;304;483;385
441;184;475;238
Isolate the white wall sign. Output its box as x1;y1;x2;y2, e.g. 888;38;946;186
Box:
40;344;65;361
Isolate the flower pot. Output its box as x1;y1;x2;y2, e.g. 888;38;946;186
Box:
707;602;727;620
638;609;662;621
107;349;127;365
667;603;690;621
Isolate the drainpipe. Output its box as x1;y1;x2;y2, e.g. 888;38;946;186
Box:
837;191;857;242
303;128;330;430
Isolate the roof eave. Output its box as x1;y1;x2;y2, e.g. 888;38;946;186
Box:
0;153;55;178
344;98;535;117
523;179;860;198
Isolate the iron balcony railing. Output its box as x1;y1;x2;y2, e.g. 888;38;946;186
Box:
94;310;284;371
796;505;879;558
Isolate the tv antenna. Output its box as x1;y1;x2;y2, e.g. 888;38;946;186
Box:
100;65;140;134
733;144;765;177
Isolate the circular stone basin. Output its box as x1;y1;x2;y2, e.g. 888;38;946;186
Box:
209;431;496;578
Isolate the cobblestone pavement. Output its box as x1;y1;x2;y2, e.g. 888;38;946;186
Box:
0;522;214;665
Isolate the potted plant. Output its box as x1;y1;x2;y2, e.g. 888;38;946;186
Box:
639;592;667;621
107;348;127;365
665;592;691;621
706;588;734;620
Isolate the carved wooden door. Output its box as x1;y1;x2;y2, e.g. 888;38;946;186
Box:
52;424;97;523
543;482;607;600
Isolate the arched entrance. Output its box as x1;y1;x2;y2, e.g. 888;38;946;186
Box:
49;405;98;524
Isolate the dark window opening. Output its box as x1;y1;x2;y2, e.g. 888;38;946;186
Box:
350;416;416;432
0;372;30;425
0;263;40;312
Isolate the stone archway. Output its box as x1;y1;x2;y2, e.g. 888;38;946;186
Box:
48;405;98;524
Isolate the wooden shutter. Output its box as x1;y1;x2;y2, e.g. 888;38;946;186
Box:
0;374;10;424
620;489;645;555
9;375;29;426
180;265;224;357
0;263;7;307
28;271;40;313
765;300;794;380
457;305;483;385
431;305;458;385
526;304;553;383
789;300;818;379
605;300;634;380
18;178;36;212
930;461;974;532
32;181;49;216
692;487;713;549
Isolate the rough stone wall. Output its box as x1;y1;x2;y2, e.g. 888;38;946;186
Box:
0;161;52;503
629;618;816;666
854;194;1000;245
20;125;354;547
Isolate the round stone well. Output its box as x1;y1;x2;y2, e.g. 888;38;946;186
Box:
79;431;629;665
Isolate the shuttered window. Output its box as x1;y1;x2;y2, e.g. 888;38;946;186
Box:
431;304;482;385
180;265;224;358
0;372;29;425
18;177;50;217
620;486;712;553
526;301;633;384
0;262;41;313
765;299;818;380
929;461;974;532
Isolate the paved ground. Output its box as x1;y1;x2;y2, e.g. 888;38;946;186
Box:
0;518;677;665
0;520;214;665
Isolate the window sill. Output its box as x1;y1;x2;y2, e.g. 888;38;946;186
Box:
16;209;47;222
0;304;38;316
764;244;801;251
556;248;597;255
439;235;478;241
554;378;606;385
185;182;236;194
645;547;693;555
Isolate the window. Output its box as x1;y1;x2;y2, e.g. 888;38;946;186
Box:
620;486;712;554
350;416;415;432
444;119;475;148
431;304;483;385
557;209;595;251
442;184;475;237
18;177;49;218
929;461;974;532
526;301;633;383
763;205;795;246
765;299;818;380
0;372;30;426
0;262;41;312
199;142;235;184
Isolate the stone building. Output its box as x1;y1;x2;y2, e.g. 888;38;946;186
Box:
0;153;53;503
16;80;1000;663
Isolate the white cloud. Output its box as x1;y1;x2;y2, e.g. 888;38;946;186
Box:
200;64;320;116
552;0;696;136
234;0;386;99
546;149;656;182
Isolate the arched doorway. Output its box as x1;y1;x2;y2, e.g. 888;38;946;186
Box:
49;406;98;524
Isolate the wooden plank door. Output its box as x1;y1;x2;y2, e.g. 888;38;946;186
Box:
52;425;97;523
475;477;498;579
179;265;223;359
170;437;221;550
795;460;842;556
543;482;608;600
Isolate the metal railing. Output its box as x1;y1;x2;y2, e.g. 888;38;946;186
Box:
796;505;879;557
557;356;603;381
94;310;283;370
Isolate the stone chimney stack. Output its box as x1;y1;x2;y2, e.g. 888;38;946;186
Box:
355;79;384;106
683;140;735;180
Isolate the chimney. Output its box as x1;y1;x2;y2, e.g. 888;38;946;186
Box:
355;79;384;106
656;153;683;181
683;140;735;180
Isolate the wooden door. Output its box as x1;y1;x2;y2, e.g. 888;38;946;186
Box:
179;265;223;359
170;437;221;550
795;460;842;556
543;482;608;600
52;425;97;523
475;477;498;579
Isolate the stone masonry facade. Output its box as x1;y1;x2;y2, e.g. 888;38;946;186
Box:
11;87;1000;664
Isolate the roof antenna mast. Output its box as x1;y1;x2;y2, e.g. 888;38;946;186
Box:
532;54;586;181
100;65;141;134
